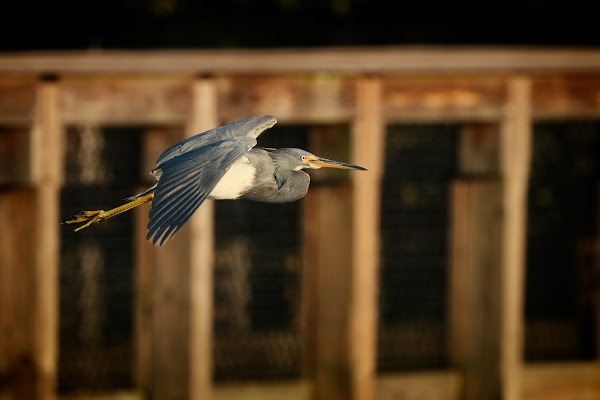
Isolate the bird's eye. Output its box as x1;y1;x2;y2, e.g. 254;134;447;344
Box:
300;155;308;161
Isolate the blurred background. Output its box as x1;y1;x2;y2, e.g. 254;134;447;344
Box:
1;1;600;400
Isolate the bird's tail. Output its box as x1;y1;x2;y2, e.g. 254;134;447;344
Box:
65;185;156;232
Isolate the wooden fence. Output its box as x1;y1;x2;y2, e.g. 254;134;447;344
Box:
1;47;600;400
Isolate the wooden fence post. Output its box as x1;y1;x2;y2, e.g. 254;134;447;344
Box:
500;77;531;400
450;180;504;399
137;78;217;400
187;77;217;400
449;77;531;400
350;77;384;400
303;183;353;400
0;79;61;400
33;80;61;400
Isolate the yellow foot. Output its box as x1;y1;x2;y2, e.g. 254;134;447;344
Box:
65;210;107;232
65;192;154;233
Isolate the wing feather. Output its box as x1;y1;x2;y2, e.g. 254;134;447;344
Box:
147;136;256;245
155;115;276;167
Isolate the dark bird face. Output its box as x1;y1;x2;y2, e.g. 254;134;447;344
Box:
277;148;367;171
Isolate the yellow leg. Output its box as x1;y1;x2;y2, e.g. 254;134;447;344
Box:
65;193;154;232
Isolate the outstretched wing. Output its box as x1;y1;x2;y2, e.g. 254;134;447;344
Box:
155;115;277;167
147;136;256;246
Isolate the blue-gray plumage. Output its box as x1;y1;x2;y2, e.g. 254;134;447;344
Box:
65;115;366;246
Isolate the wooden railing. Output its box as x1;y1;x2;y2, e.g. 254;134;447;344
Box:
1;47;599;400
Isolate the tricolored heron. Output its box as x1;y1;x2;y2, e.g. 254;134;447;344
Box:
66;115;366;245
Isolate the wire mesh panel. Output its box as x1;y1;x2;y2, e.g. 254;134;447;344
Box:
59;126;142;391
378;124;458;371
212;125;306;381
526;121;600;361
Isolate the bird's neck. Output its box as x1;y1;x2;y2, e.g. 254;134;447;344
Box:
269;168;310;203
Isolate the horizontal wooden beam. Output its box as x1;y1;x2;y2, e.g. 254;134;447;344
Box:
522;362;600;400
0;128;32;184
60;77;191;125
2;74;599;126
0;81;36;124
215;381;311;400
55;362;600;400
383;76;506;122
218;75;354;123
376;371;462;400
3;47;600;74
532;74;600;120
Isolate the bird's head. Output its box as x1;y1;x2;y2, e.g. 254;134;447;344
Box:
276;148;367;171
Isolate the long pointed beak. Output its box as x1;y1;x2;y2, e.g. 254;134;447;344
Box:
309;157;367;171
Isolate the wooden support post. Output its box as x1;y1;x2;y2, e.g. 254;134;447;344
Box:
450;124;499;368
187;77;217;400
449;77;531;400
0;190;38;400
302;125;347;382
596;184;600;361
137;78;216;400
499;77;531;400
350;78;384;400
32;80;61;400
135;128;178;392
450;181;503;399
0;80;62;400
302;108;383;400
303;183;353;400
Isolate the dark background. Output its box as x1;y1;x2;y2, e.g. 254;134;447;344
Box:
1;0;598;50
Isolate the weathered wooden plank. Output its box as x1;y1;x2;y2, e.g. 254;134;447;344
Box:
522;362;600;400
59;75;352;126
215;381;311;400
449;181;503;400
383;76;505;122
350;78;384;400
376;371;462;400
140;79;218;400
60;78;191;125
186;78;217;400
597;183;600;361
0;190;37;400
55;362;600;400
0;82;62;400
218;75;354;123
4;48;600;74
0;128;32;184
532;74;600;120
32;81;61;400
458;124;499;176
133;201;152;390
449;78;531;400
303;125;371;400
448;182;469;368
135;129;181;389
57;381;311;400
139;128;195;400
449;124;500;369
303;184;353;400
0;81;36;123
149;225;192;400
59;391;142;400
500;77;532;400
301;168;318;380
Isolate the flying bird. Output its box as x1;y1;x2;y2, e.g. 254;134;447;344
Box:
66;115;366;245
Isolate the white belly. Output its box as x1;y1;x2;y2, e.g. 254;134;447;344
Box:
208;157;255;200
